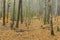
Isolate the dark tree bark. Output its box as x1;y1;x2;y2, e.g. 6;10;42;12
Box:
16;0;22;28
3;0;6;25
20;0;23;24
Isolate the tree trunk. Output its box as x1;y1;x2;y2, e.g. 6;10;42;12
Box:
16;0;22;28
44;0;47;25
3;0;6;25
50;14;54;35
7;0;10;23
48;0;55;35
10;0;15;29
20;0;23;24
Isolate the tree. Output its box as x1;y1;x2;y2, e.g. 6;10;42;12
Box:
25;0;33;27
44;0;51;25
20;0;23;24
16;0;22;28
50;14;54;35
3;0;6;25
48;0;55;35
6;0;10;23
53;0;59;31
10;0;15;29
44;0;47;25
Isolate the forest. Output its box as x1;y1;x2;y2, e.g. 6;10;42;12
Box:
0;0;60;40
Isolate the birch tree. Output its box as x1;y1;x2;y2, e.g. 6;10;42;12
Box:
49;0;55;35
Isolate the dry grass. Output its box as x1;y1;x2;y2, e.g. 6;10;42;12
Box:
0;16;60;40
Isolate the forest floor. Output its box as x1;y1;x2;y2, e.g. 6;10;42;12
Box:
0;16;60;40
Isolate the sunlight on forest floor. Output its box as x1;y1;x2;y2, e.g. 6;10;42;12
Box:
0;16;60;40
